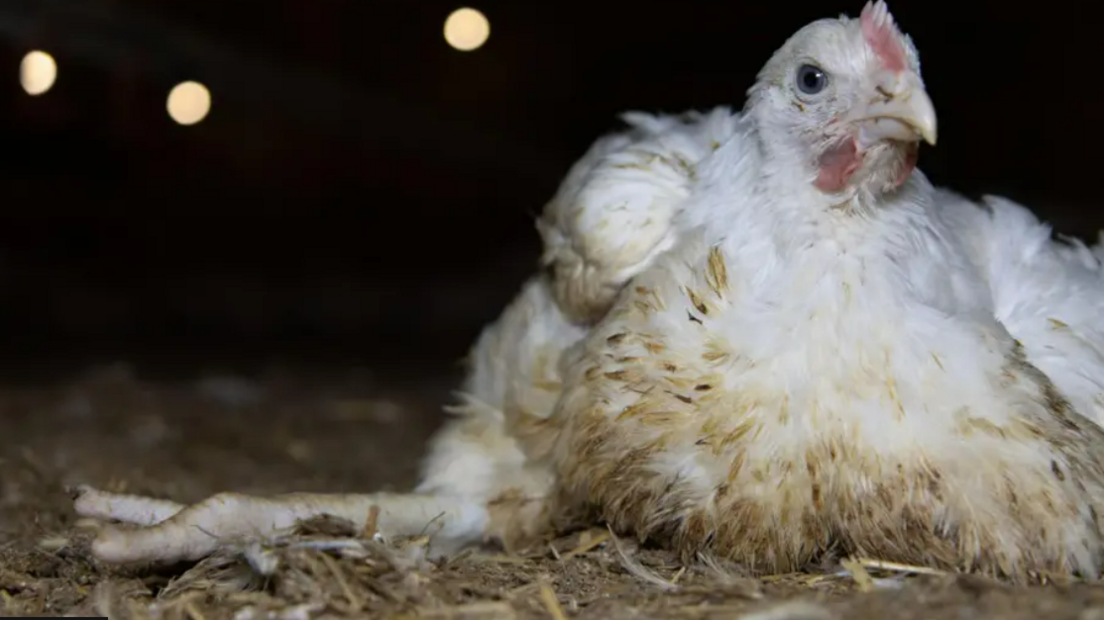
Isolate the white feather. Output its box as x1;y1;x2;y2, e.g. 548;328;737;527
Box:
538;107;741;322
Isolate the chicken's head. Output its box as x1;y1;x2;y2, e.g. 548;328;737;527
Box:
747;1;936;197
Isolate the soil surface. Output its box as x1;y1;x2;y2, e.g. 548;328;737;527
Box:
2;361;1103;620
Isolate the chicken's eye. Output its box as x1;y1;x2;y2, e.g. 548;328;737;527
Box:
795;64;828;95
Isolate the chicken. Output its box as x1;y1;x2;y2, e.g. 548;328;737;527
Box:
73;1;1104;581
540;0;1104;580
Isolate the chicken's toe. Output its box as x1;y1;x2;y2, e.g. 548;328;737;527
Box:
72;485;185;526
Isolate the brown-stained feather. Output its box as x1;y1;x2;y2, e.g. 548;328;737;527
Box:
705;246;729;297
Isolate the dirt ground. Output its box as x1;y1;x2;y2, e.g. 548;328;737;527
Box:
2;362;1104;620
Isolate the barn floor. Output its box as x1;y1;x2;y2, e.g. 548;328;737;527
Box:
2;361;1104;620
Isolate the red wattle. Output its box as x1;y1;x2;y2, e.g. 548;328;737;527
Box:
814;139;861;193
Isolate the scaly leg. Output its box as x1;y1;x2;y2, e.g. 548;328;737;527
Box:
73;276;585;566
73;485;486;563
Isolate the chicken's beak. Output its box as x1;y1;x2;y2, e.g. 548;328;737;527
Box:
854;71;937;148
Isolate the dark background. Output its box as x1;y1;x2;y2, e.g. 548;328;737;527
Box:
0;0;1099;379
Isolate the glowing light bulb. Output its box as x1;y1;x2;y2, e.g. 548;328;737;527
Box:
444;8;490;51
167;81;211;126
20;51;57;96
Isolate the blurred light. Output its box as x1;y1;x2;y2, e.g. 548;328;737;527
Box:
444;7;490;51
20;51;57;96
167;81;211;125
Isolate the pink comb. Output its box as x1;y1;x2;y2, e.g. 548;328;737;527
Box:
860;1;907;73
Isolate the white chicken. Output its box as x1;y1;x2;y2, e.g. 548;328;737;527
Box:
73;1;1104;582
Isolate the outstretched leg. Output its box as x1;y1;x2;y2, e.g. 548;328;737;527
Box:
74;486;484;563
74;276;587;565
